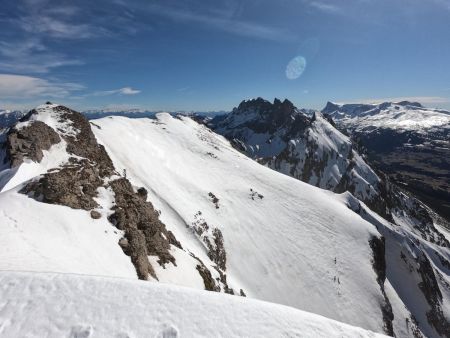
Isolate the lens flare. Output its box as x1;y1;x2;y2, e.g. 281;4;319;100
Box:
286;56;306;80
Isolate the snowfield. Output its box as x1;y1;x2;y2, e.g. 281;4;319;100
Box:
0;271;386;338
1;105;448;337
323;101;450;133
92;113;387;332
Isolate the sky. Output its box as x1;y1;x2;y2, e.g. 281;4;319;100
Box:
1;0;450;112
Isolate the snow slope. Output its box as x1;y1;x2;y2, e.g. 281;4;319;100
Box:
0;271;386;338
1;104;448;337
0;186;136;278
92;113;389;333
210;98;382;207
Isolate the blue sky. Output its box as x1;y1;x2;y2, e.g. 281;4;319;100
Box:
1;0;450;111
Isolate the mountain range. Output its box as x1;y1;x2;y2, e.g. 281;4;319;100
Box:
0;101;449;337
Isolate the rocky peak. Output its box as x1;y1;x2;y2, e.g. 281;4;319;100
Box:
222;97;310;135
6;103;183;282
396;101;423;108
322;101;341;114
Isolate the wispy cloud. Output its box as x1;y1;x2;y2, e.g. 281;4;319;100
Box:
17;16;100;40
0;74;84;99
92;87;141;96
142;3;294;42
11;1;104;40
309;1;342;13
0;39;83;74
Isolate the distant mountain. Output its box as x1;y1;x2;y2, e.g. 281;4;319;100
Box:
82;109;228;120
322;101;450;221
0;110;25;130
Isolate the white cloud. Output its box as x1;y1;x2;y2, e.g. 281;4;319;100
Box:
93;87;141;96
0;74;84;99
0;39;83;74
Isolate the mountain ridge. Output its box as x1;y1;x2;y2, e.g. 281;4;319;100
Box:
0;102;449;337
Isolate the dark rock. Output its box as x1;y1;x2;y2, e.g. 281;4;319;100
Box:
118;237;130;255
21;160;103;210
191;212;227;271
54;106;114;177
196;263;220;292
208;192;219;209
6;121;60;167
137;187;148;200
109;178;178;275
416;253;450;336
369;236;394;336
90;210;101;219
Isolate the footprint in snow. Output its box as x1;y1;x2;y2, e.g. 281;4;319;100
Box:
69;325;93;338
157;325;179;338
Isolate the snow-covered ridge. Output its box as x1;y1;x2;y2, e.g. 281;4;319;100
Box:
322;101;450;132
1;104;449;337
0;271;387;338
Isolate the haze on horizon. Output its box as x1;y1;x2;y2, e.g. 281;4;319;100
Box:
1;0;449;112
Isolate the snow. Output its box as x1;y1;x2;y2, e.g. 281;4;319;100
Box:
0;103;82;193
337;192;450;338
0;271;387;338
92;113;388;333
16;103;80;138
327;102;450;133
0;187;136;279
2;105;446;337
0;140;71;192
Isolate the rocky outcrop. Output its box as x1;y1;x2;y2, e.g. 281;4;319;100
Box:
22;158;104;209
108;178;181;277
191;211;226;271
6;120;60;167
